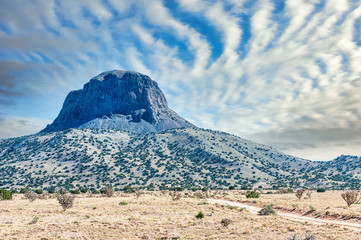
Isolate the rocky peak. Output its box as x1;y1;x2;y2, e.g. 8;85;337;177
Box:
41;70;194;133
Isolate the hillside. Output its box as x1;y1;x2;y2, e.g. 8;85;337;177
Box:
1;127;360;190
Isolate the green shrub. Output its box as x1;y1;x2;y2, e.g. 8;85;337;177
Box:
10;189;18;194
56;194;74;211
20;188;30;194
309;206;316;212
246;189;260;198
80;188;88;193
70;190;81;194
317;188;326;193
195;211;205;219
220;218;233;227
119;201;129;205
0;189;13;200
30;216;39;224
34;189;43;195
123;185;134;193
92;190;100;194
258;205;276;215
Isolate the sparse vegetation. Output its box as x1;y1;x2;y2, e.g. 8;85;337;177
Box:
0;189;12;200
119;201;128;205
195;211;205;219
25;191;37;202
220;218;232;227
246;189;260;198
296;189;306;200
258;204;276;215
29;216;39;224
56;193;75;211
341;191;361;207
169;191;182;201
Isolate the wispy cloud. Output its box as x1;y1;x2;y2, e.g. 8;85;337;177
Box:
0;0;361;160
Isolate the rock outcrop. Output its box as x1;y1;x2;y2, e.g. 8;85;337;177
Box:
41;70;195;133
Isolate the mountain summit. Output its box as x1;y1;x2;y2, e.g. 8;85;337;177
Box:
42;70;194;133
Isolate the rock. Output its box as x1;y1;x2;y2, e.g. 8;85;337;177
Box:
41;70;195;133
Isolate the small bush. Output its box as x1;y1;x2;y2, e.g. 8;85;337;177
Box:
92;190;100;194
169;191;182;201
195;211;205;219
56;194;74;211
119;201;129;205
30;216;39;224
25;191;37;202
341;191;361;207
246;189;260;198
289;232;316;240
34;189;43;195
220;218;233;227
104;185;114;198
123;185;134;193
309;206;316;212
316;188;326;193
0;189;13;200
80;188;88;193
20;188;30;194
295;189;306;200
70;190;81;194
258;205;276;215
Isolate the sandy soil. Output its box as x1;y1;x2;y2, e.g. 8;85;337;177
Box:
208;199;361;232
1;192;360;240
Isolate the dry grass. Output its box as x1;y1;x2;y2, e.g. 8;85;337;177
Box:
0;192;360;239
221;190;361;221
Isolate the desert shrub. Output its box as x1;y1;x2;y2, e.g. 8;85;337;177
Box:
134;188;142;199
305;190;312;199
309;206;316;212
34;189;43;195
0;189;12;200
25;191;37;202
48;189;55;194
316;188;326;193
56;193;74;211
123;185;134;193
220;218;233;227
295;189;306;200
30;216;39;224
70;190;81;194
258;204;276;215
341;191;361;207
119;201;128;205
193;190;209;199
246;189;260;198
92;190;100;194
10;189;18;194
289;232;316;240
104;185;114;198
37;193;48;200
20;188;30;194
80;188;88;193
169;191;182;201
195;211;205;219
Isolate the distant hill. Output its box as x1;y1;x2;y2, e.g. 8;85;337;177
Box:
0;128;360;190
0;70;360;190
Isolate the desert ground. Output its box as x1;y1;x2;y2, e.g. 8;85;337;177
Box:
0;190;360;240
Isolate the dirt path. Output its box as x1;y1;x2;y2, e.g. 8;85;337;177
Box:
208;199;361;232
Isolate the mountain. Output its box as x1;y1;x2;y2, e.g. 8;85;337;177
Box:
0;70;360;190
41;70;194;133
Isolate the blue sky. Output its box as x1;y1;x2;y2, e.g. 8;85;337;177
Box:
1;0;361;161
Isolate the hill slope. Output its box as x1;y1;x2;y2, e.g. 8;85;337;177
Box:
1;128;359;190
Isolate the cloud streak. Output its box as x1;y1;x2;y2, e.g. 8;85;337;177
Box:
0;0;361;160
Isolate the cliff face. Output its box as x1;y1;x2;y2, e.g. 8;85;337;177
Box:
41;70;194;133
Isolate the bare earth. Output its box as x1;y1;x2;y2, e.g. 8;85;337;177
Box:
1;191;361;240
